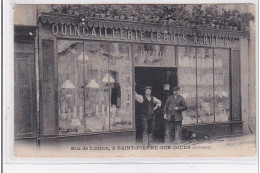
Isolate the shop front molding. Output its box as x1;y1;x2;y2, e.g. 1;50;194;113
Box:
38;13;249;39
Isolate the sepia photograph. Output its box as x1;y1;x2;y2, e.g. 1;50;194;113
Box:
11;3;256;158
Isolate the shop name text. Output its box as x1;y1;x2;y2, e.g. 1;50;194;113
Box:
51;24;233;46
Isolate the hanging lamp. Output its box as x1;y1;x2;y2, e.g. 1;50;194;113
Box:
77;52;89;62
102;73;115;84
86;79;100;89
85;55;100;89
61;79;75;89
61;64;75;89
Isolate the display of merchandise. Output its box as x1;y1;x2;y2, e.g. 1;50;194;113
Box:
179;47;230;124
58;41;133;135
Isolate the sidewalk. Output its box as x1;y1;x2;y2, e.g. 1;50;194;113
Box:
184;134;256;146
183;134;257;157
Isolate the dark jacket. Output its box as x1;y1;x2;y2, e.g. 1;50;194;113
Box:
163;95;187;121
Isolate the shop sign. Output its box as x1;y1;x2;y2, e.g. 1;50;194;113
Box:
51;24;234;46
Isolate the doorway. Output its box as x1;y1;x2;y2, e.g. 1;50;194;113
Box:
135;67;177;143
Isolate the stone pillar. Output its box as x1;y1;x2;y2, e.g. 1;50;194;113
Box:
240;37;250;134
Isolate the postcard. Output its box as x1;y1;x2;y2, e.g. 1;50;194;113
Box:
10;3;256;158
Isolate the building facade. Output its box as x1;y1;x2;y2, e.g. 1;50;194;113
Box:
14;5;255;147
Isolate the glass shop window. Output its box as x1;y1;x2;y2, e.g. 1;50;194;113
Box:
214;49;230;122
57;40;132;135
58;40;84;134
197;48;214;123
178;47;197;124
106;42;132;131
178;46;230;125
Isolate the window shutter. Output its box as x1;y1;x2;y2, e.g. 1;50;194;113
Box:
14;40;36;138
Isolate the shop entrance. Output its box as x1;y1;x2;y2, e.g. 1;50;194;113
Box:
135;67;177;143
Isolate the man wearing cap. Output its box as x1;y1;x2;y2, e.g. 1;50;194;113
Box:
135;86;162;146
163;86;187;143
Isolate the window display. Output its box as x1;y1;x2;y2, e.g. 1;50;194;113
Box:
178;47;197;125
57;39;230;131
83;41;110;133
102;42;133;131
197;48;214;123
178;46;230;125
58;40;84;134
58;40;133;135
214;49;230;122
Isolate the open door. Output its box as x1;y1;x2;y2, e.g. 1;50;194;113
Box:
135;67;177;143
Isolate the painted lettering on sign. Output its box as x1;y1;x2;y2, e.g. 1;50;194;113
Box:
51;24;232;46
140;50;167;60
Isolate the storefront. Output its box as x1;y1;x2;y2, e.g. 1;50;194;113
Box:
15;12;250;146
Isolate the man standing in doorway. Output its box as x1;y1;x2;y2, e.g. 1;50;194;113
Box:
163;86;187;143
135;86;162;146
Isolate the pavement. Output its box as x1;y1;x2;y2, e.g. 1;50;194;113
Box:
184;134;256;146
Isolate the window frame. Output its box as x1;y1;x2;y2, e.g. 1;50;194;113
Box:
56;38;135;136
177;46;232;125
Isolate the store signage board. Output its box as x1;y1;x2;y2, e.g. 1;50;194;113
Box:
50;24;237;47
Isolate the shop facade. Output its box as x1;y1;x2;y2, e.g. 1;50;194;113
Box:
15;13;250;146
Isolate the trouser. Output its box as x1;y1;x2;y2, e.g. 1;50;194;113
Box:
141;114;155;146
165;120;182;143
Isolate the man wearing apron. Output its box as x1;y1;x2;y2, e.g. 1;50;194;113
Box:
163;86;187;143
135;86;161;146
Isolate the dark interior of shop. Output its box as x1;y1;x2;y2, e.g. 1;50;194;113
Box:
135;67;177;143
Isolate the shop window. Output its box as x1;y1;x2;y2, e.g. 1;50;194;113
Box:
107;42;132;130
178;47;197;124
58;40;84;134
197;48;214;123
214;49;230;122
57;40;132;135
179;46;230;125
